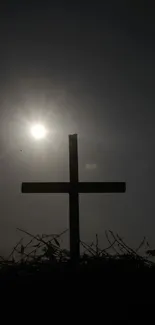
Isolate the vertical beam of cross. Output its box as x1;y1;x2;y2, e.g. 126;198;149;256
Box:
69;134;80;262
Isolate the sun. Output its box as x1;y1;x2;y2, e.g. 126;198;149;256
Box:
30;124;47;140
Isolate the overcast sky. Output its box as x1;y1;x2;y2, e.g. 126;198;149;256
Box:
0;1;155;254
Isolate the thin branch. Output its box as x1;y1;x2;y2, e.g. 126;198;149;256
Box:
136;237;146;253
116;233;140;257
80;241;96;256
105;231;120;255
7;238;23;260
109;231;131;255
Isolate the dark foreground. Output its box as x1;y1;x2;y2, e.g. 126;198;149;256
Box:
1;257;155;319
1;230;155;318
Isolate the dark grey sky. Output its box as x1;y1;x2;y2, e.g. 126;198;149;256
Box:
0;1;155;254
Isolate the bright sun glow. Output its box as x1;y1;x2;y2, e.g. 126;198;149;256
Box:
30;124;47;140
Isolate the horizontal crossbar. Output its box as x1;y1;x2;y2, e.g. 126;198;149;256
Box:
22;182;126;194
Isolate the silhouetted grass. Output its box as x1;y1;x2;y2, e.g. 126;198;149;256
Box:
1;229;155;312
0;228;154;277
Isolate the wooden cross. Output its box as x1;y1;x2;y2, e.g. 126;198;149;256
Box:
22;134;126;262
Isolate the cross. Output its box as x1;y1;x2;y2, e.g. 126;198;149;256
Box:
21;134;126;262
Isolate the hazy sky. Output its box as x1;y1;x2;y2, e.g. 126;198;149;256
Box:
0;1;155;254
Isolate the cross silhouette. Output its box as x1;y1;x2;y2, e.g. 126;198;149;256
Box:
22;134;126;262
